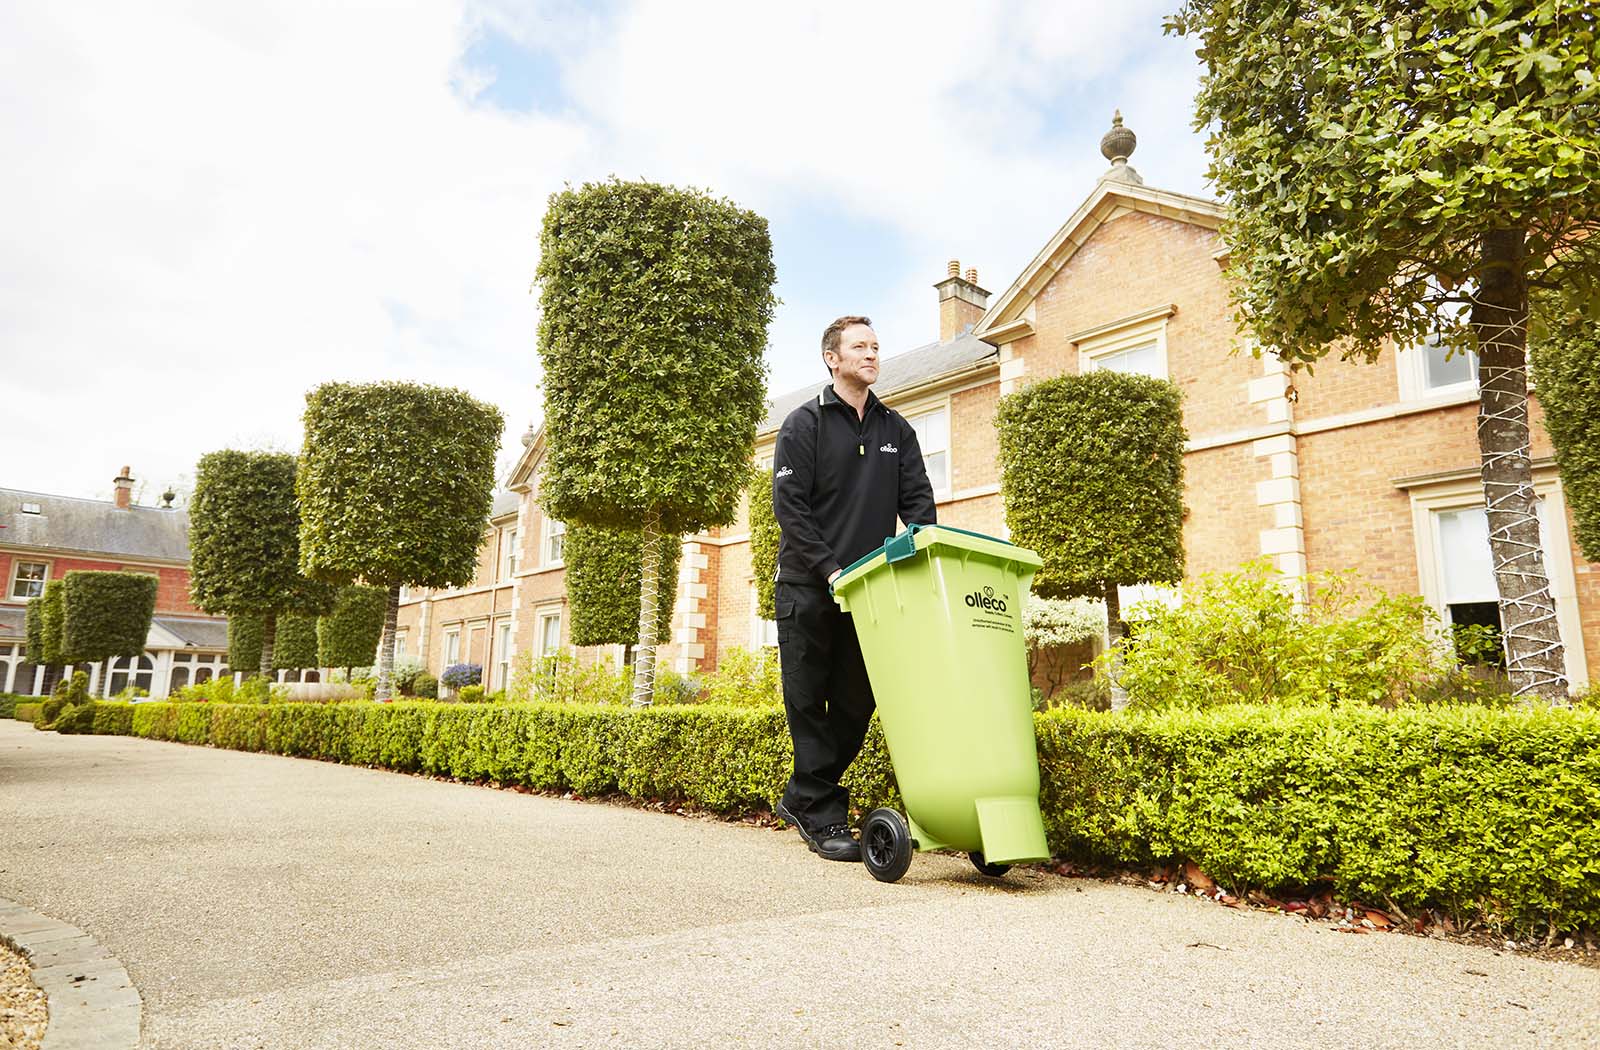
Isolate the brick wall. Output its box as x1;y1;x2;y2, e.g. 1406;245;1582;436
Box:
0;552;206;620
949;381;1001;491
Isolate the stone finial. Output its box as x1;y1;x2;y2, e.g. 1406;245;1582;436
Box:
947;259;961;278
1098;110;1144;185
521;426;536;447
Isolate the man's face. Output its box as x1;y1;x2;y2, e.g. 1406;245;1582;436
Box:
826;324;880;387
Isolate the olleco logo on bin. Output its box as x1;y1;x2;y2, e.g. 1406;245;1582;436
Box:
964;585;1008;613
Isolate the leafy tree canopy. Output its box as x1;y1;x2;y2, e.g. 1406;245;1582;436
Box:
189;450;333;615
61;571;158;664
228;612;265;673
38;580;65;667
1167;0;1600;362
535;178;778;534
997;371;1187;599
272;612;320;670
298;382;504;589
564;524;680;647
317;585;388;669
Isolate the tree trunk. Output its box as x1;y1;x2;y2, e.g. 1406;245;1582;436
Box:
1472;228;1568;702
630;511;663;708
376;585;400;702
1105;583;1130;711
258;612;277;681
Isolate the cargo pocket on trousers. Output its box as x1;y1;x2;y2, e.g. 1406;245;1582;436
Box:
775;598;795;644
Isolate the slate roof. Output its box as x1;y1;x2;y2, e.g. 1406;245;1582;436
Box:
0;489;191;563
760;332;997;432
490;489;519;519
153;616;229;650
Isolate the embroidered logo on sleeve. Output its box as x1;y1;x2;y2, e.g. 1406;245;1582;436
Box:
879;444;898;453
775;466;794;478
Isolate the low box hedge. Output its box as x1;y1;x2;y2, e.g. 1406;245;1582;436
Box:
15;702;42;724
80;700;1600;934
0;693;23;719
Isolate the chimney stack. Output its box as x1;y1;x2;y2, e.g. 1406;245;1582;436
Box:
113;466;134;510
935;258;990;342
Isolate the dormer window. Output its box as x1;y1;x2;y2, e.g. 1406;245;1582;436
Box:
20;503;40;515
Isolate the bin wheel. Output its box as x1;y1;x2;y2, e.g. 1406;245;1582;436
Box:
861;809;914;883
968;852;1012;878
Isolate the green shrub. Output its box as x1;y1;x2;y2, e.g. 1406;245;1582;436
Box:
177;675;236;703
68;697;1600;934
39;671;90;727
457;685;486;703
15;703;42;723
1108;561;1451;709
507;651;630;706
55;701;98;734
390;661;423;695
0;694;24;719
697;647;780;707
413;672;437;700
61;571;158;663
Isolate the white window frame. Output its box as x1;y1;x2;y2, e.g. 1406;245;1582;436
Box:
904;405;951;498
751;584;778;649
394;631;407;663
8;559;51;601
494;620;513;689
1075;307;1173;380
542;516;566;568
443;628;461;668
500;526;520;581
1408;473;1587;690
537;608;562;658
1397;333;1479;402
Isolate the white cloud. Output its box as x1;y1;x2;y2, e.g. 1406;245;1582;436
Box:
0;0;1208;502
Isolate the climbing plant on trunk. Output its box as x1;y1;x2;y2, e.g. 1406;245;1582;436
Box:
534;178;777;705
297;382;503;700
189;450;333;680
997;370;1187;709
1167;0;1600;699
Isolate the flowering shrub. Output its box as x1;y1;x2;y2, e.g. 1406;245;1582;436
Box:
440;663;482;689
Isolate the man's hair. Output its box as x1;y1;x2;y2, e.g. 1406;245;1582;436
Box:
821;315;873;376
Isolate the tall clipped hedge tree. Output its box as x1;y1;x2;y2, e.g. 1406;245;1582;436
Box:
1167;0;1600;699
997;370;1187;708
535;178;777;705
189;451;333;680
38;580;65;668
747;464;781;622
228;613;265;676
564;525;680;650
1531;304;1600;562
271;613;320;672
317;585;388;672
60;572;158;687
298;382;503;700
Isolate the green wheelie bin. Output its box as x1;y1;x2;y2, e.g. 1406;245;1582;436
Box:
830;523;1050;883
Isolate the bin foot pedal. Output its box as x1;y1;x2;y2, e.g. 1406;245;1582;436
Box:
974;796;1049;865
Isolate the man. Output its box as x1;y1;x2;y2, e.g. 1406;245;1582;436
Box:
771;315;937;862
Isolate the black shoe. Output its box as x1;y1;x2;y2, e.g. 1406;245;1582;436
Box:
775;801;860;862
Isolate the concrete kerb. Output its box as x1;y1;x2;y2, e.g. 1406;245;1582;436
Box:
0;897;141;1050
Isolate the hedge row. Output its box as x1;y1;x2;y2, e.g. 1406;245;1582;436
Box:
0;693;25;719
79;700;1600;933
15;702;42;723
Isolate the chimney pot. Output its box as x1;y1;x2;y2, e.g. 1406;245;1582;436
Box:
113;466;135;510
947;259;960;278
965;267;978;284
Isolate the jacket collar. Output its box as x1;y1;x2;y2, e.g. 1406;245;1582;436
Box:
817;384;883;416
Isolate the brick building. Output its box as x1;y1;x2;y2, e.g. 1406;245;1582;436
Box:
0;469;230;697
401;116;1597;693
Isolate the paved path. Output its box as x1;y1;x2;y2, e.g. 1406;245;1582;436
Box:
2;719;1597;1050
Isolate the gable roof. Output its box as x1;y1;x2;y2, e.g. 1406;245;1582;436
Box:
759;332;997;433
0;489;191;563
975;179;1226;343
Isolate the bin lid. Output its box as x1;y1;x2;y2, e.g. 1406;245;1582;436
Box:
831;523;1043;595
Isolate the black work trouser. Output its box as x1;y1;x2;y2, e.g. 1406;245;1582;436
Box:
775;580;876;832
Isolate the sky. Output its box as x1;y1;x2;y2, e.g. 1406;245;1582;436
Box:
0;0;1214;504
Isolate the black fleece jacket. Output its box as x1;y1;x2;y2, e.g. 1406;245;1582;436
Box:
771;384;938;586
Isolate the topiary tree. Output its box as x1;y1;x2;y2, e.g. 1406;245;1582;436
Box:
24;595;49;668
271;613;319;674
997;370;1187;709
1167;0;1600;699
564;524;680;651
39;580;65;668
297;381;503;701
317;585;388;674
228;613;265;675
60;572;159;690
747;464;781;621
189;450;333;681
535;178;777;704
1530;300;1600;561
